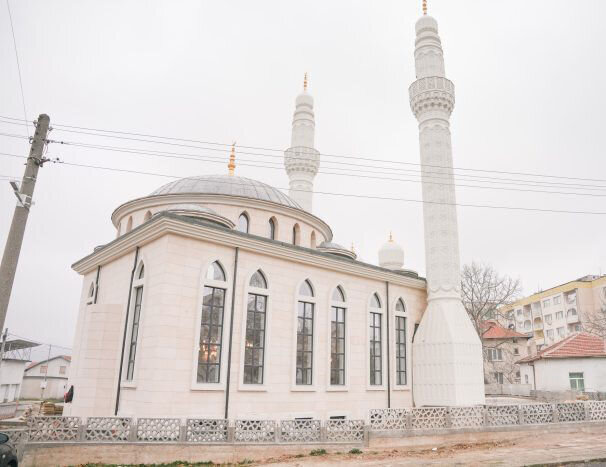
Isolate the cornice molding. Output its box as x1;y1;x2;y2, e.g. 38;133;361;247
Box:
73;214;426;290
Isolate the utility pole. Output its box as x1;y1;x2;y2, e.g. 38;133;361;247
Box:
0;329;7;395
0;114;50;334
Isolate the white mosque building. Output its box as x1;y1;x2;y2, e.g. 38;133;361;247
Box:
64;4;483;420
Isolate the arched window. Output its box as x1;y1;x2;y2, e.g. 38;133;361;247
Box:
87;282;95;304
330;286;346;385
394;298;407;386
126;261;145;381
116;223;121;238
244;269;268;384
249;270;267;289
292;223;300;245
369;293;382;386
296;279;315;385
144;211;152;222
198;261;227;384
332;286;345;302
237;212;249;233
299;279;314;297
310;231;316;248
126;216;133;233
268;217;276;240
206;261;226;281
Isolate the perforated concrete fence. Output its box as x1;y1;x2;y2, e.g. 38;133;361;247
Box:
369;401;606;430
15;416;365;444
5;402;606;447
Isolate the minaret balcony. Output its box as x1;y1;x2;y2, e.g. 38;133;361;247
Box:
409;76;455;118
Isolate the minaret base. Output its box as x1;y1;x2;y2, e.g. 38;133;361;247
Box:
412;298;485;407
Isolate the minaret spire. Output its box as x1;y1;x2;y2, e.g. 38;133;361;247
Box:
409;11;485;406
227;142;236;176
284;75;320;212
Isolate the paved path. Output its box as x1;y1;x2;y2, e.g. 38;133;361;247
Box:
263;428;606;466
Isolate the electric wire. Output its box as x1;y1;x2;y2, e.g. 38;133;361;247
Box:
0;152;604;216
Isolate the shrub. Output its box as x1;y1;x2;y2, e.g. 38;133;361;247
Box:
310;448;327;456
349;448;362;455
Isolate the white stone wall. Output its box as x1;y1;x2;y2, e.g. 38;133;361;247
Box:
529;358;606;392
67;233;426;420
0;360;27;402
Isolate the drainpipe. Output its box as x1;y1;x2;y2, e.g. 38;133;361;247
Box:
531;362;537;391
385;281;391;408
93;265;101;304
224;247;239;420
114;247;139;416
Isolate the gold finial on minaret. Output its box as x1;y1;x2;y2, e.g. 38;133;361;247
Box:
228;142;236;176
303;72;308;91
389;231;393;242
422;0;427;15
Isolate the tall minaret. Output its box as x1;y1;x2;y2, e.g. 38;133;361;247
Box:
409;2;485;406
284;74;320;212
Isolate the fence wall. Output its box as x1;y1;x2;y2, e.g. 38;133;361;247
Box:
5;401;606;447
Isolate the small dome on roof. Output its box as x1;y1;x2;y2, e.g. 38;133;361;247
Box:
378;234;404;270
318;241;357;260
151;175;302;210
296;91;314;107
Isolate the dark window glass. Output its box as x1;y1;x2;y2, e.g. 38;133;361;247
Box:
395;316;407;385
197;286;225;383
238;213;249;233
330;306;346;385
138;264;145;279
369;312;382;385
126;285;144;380
296;301;314;385
244;293;267;384
268;218;276;240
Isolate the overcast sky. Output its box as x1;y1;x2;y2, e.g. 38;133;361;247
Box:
1;0;605;351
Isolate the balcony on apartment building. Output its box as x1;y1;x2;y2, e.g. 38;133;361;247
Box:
533;317;543;331
566;308;579;324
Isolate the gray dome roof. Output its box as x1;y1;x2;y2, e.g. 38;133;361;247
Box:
151;175;301;209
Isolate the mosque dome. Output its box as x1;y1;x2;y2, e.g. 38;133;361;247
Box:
318;241;357;260
151;175;302;210
378;234;404;270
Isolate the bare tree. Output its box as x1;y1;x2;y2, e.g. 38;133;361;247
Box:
461;262;522;338
582;289;606;339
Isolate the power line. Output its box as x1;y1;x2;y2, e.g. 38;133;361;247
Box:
3;5;29;138
7;332;72;351
1;152;604;216
1;114;605;184
2;132;606;198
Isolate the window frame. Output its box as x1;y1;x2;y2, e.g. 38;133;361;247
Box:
569;372;585;391
238;269;272;392
237;212;250;234
327;285;349;391
291;279;317;392
191;259;231;391
392;298;409;389
121;260;147;388
268;217;277;240
367;293;386;390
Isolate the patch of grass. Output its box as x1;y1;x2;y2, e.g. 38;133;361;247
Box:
294;454;305;458
238;459;254;465
349;448;362;455
310;448;327;456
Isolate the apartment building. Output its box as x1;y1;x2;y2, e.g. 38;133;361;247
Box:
502;275;606;351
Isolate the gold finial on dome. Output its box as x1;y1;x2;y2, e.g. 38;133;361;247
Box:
303;72;308;91
350;242;356;253
228;142;236;176
389;231;393;242
422;0;427;15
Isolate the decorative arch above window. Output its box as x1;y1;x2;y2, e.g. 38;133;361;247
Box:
206;261;226;282
332;286;345;302
395;298;406;313
137;263;145;280
370;293;381;309
144;210;152;222
299;279;314;297
250;270;267;289
237;212;249;233
268;217;277;240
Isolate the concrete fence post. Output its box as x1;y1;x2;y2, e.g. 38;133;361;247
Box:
320;422;327;443
483;406;489;427
179;420;187;442
584;401;592;421
363;425;370;447
552;404;559;424
227;425;235;443
129;418;137;442
78;418;87;442
406;411;413;429
518;405;524;425
275;421;281;443
445;407;453;428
